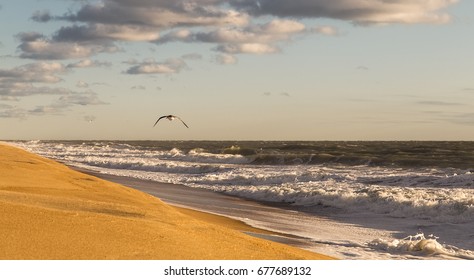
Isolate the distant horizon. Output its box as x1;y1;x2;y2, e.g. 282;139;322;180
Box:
4;139;474;143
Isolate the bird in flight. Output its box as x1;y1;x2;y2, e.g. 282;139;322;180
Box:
153;115;189;128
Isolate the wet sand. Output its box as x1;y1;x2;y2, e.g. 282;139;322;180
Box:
0;143;334;260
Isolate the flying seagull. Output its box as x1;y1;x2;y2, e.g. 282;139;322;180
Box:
153;115;189;128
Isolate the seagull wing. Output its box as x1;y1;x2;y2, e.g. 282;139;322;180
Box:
175;116;189;128
153;116;167;127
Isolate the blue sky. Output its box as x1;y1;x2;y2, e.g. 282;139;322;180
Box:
1;0;473;140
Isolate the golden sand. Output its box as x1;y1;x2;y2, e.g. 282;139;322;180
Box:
0;143;334;260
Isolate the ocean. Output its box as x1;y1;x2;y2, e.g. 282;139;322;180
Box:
9;140;474;260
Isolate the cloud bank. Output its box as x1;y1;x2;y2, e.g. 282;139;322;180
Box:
2;0;459;119
125;58;187;75
230;0;457;25
19;0;457;60
0;62;107;118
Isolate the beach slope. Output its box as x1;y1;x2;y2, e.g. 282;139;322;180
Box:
0;143;332;260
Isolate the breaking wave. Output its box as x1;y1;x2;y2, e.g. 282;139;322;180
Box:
12;140;474;224
369;233;474;260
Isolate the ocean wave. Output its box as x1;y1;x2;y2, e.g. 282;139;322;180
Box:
203;181;474;223
10;140;474;223
357;171;474;188
368;233;474;259
84;163;474;223
13;141;249;172
80;157;223;174
15;140;474;168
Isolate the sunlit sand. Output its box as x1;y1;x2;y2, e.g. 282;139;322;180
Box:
0;143;332;260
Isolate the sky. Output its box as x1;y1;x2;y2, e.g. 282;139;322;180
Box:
1;0;473;141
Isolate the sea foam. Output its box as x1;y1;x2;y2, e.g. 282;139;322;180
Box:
369;233;474;260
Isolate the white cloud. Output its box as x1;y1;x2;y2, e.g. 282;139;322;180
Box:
76;81;89;88
251;19;305;34
231;0;457;25
54;24;160;42
0;62;107;117
312;26;340;36
0;104;26;119
0;62;66;87
181;53;203;60
31;10;52;22
58;91;107;106
64;0;457;27
126;58;187;74
156;19;307;54
29;105;64;115
216;53;237;64
17;32;107;60
60;0;249;28
170;19;306;44
1;91;107;118
216;43;278;54
17;0;457;61
28;91;107;116
156;29;193;44
0;84;71;101
67;59;111;68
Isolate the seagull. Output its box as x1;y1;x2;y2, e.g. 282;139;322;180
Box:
153;115;189;128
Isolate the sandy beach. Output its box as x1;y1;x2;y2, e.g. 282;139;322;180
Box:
0;143;333;260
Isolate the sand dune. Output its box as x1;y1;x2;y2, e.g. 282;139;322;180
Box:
0;143;333;260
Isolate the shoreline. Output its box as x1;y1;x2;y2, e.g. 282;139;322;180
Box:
74;167;321;249
0;143;334;260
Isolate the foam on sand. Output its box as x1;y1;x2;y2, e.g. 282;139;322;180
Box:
0;143;332;260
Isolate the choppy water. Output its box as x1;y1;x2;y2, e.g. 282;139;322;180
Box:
9;140;474;259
